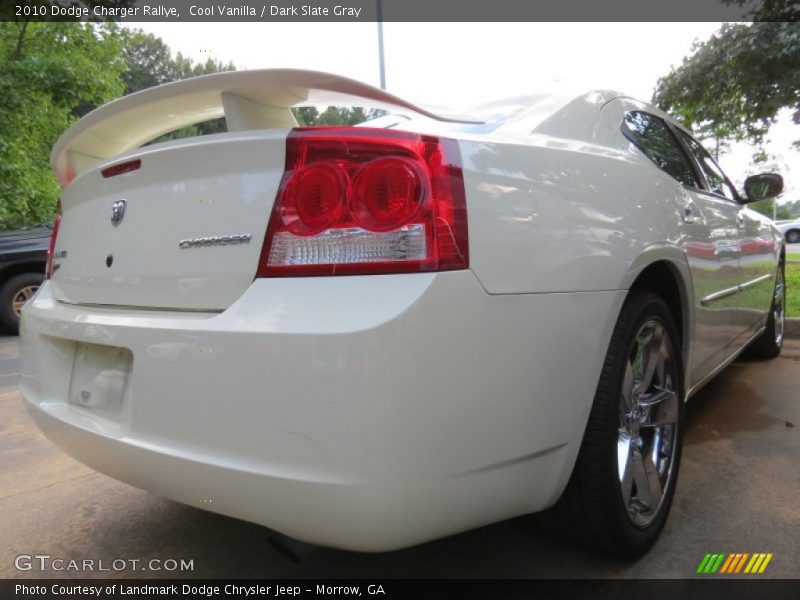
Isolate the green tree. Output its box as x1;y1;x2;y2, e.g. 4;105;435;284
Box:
118;29;236;97
169;53;236;137
170;52;236;80
0;22;125;230
653;21;800;147
118;29;236;142
292;106;384;126
748;199;792;220
293;106;320;126
785;198;800;217
118;27;175;94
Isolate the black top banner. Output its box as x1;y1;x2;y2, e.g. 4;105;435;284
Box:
3;0;800;22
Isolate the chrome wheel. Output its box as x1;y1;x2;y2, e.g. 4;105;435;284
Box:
541;291;683;555
773;268;785;347
787;230;800;244
11;285;38;318
617;319;679;528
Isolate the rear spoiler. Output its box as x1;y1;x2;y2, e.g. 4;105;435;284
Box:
51;68;483;186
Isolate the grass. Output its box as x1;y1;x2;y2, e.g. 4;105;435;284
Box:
688;258;800;318
786;261;800;318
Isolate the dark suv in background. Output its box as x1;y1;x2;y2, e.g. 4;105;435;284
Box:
0;227;49;333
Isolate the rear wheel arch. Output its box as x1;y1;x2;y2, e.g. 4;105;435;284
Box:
623;258;692;397
628;261;687;341
0;261;46;284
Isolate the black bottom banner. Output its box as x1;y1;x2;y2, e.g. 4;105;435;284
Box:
3;579;799;600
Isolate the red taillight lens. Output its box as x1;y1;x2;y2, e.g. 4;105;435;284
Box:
45;200;62;279
257;128;468;277
282;162;347;235
351;157;427;231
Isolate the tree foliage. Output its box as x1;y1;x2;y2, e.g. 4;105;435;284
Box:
118;29;236;95
0;22;125;230
0;21;383;230
118;27;175;94
723;0;800;22
293;106;384;126
119;28;236;141
775;196;800;218
748;198;793;220
653;21;800;147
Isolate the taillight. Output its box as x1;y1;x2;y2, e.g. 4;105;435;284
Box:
45;200;62;279
257;127;468;277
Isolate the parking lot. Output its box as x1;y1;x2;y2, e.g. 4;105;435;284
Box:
1;327;798;579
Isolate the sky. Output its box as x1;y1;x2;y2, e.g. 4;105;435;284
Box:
130;22;798;203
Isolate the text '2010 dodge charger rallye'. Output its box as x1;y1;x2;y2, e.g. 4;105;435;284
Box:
20;70;785;555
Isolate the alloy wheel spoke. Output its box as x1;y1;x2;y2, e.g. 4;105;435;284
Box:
629;448;651;507
639;451;663;509
618;435;635;506
12;286;38;317
621;361;634;410
639;324;665;393
650;430;663;469
639;388;678;427
617;434;632;481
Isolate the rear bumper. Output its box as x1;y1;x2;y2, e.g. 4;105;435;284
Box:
20;273;624;551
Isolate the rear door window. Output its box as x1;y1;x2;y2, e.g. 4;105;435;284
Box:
622;111;699;188
673;129;738;201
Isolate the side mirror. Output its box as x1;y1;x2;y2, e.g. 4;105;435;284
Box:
743;173;783;202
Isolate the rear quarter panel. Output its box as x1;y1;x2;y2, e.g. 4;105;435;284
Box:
458;101;699;392
460;108;693;296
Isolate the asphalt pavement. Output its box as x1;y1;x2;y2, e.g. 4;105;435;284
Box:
1;329;798;579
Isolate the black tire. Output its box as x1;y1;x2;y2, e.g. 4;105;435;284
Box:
786;230;800;244
537;290;684;556
0;272;44;334
747;263;785;359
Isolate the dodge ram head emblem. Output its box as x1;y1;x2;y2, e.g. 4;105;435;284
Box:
110;199;127;227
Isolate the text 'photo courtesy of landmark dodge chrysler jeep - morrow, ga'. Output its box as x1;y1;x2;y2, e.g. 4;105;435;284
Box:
20;70;785;555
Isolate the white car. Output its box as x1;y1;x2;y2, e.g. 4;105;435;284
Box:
20;70;786;556
776;218;800;243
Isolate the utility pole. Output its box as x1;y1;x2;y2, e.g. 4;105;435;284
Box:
377;0;386;90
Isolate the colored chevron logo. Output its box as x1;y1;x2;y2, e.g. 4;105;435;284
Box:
696;552;774;574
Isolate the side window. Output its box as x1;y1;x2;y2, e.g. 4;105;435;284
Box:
674;129;738;201
622;112;699;187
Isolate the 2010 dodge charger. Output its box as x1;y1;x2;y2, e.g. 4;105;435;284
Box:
19;70;785;555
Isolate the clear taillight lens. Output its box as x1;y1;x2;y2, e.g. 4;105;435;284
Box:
256;127;468;277
45;200;62;279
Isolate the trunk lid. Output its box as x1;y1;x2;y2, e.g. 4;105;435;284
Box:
50;131;286;310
